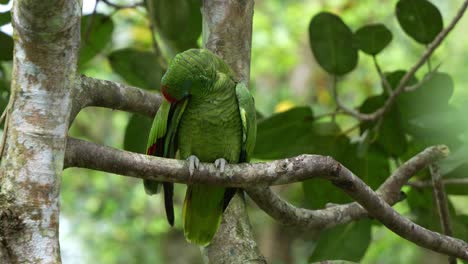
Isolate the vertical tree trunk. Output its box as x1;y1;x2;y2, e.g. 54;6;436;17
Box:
202;1;266;263
0;1;80;263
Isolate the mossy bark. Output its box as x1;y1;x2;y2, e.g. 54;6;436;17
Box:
0;1;81;263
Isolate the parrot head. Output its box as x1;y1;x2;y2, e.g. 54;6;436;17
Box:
160;49;216;102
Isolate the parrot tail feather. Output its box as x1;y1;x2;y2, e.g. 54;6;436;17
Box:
143;180;160;195
163;182;174;226
182;185;225;246
222;188;237;212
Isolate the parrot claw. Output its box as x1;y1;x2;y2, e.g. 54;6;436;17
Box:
187;155;200;177
214;158;227;173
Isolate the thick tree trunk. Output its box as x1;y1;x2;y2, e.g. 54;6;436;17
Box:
202;0;266;263
0;0;80;263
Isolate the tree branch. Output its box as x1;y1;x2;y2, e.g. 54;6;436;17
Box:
71;75;162;122
408;178;468;188
334;0;468;122
246;145;448;229
64;137;336;186
430;164;456;264
64;139;468;259
1;0;82;262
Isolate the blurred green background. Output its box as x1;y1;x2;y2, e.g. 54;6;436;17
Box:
1;0;467;263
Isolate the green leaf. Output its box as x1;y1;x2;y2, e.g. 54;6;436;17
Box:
0;32;13;61
108;48;162;90
80;14;114;66
406;188;439;231
124;114;153;153
253;107;314;159
384;70;418;92
395;72;459;145
0;66;9;114
309;12;358;75
398;72;453;119
0;11;10;26
360;95;407;156
443;164;468;195
405;106;464;143
440;143;468;176
151;0;202;52
354;24;392;55
308;219;372;262
396;0;443;44
0;0;9;4
348;145;390;190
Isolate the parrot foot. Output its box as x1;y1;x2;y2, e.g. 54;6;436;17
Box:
187;155;200;180
214;158;227;173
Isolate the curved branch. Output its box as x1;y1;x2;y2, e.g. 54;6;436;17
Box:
71;75;162;122
64;139;468;259
246;145;448;229
335;0;468;121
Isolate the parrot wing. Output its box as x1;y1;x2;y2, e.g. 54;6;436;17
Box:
145;98;188;226
235;82;257;163
220;82;257;211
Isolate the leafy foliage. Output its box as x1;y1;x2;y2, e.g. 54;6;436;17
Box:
396;0;443;44
309;219;372;262
0;31;13;61
308;12;358;75
354;24;392;55
0;0;462;262
80;14;114;66
151;0;202;53
0;11;10;26
108;48;162;90
359;95;407;156
124;114;153;153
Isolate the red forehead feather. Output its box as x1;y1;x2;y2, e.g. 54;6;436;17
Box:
161;85;178;103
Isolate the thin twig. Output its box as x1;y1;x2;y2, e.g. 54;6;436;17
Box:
426;44;433;72
333;0;468;122
373;55;393;95
430;164;456;264
407;178;468;188
314;110;346;120
340;122;360;135
404;63;441;92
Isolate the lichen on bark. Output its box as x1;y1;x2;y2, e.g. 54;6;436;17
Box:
0;0;81;263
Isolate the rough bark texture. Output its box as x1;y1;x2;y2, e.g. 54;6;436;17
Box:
201;1;264;263
0;0;81;263
71;75;162;122
64;140;468;259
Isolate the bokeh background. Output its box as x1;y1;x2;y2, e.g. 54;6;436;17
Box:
0;0;467;263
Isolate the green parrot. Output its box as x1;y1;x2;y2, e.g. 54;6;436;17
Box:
144;49;256;246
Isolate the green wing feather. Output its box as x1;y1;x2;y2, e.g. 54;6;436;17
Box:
235;82;257;162
145;99;188;226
